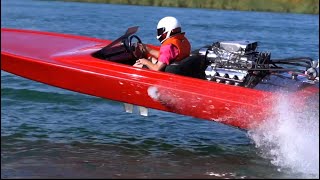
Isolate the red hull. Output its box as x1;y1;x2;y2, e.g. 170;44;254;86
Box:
1;28;318;130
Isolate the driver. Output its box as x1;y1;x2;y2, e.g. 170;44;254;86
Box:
133;16;191;71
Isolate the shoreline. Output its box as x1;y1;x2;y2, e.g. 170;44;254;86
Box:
48;0;319;14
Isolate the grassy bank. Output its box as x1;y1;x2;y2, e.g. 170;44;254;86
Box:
54;0;319;14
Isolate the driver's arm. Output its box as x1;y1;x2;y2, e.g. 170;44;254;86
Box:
139;43;159;59
146;46;160;59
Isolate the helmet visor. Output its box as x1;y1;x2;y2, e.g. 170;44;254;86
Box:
157;33;167;43
157;27;165;37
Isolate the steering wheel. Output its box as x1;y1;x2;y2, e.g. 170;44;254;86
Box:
127;35;144;60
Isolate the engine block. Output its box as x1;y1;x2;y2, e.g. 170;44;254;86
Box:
198;40;270;86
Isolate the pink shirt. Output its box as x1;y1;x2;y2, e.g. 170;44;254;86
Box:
158;44;179;65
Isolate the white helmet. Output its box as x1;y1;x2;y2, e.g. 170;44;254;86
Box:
156;16;182;43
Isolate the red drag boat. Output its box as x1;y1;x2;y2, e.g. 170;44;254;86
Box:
1;27;319;130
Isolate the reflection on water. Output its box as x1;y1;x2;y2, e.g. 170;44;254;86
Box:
1;138;277;179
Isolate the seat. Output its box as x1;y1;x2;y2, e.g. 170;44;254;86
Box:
164;54;206;79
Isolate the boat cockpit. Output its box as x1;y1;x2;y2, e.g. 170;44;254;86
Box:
92;26;319;90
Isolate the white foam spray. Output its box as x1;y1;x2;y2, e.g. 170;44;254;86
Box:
248;93;319;178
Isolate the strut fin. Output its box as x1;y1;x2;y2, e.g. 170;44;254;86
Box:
123;103;134;113
138;106;149;116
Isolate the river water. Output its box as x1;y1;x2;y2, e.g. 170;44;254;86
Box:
1;0;319;178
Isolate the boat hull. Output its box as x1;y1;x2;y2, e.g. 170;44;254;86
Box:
1;28;318;130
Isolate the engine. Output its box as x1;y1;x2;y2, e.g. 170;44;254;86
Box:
196;40;271;87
